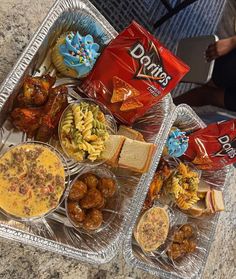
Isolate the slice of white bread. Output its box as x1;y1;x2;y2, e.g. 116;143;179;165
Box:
205;190;214;213
118;138;156;173
117;125;145;141
183;199;206;217
185;189;224;217
198;180;211;193
211;189;224;212
100;135;125;166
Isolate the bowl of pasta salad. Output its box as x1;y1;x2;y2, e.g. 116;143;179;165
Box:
58;98;117;165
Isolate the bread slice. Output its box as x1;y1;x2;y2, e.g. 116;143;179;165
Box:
205;190;214;213
211;189;224;212
136;133;145;142
100;135;125;166
183;199;206;217
117;125;145;141
118;138;156;173
198;180;211;193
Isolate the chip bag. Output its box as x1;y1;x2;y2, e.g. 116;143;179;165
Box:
81;21;189;124
184;119;236;170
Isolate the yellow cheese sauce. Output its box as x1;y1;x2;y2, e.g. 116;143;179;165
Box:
0;144;65;218
135;207;169;252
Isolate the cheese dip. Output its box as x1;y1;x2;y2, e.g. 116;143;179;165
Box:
0;143;65;218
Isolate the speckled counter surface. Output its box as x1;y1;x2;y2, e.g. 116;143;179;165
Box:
0;1;235;278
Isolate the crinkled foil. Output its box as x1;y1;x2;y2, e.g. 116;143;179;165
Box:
0;0;174;264
123;104;233;278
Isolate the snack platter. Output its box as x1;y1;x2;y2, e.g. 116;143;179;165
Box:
123;104;233;279
0;0;173;264
0;0;233;277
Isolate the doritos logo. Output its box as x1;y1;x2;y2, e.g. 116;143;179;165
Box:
129;42;172;87
215;135;236;159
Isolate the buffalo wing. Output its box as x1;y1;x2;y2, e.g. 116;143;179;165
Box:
36;85;68;142
17;74;56;106
11;73;68;142
11;107;43;138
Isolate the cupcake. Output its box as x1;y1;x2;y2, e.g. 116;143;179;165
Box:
163;127;189;158
52;31;100;78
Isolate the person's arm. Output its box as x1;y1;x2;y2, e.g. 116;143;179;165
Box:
205;35;236;62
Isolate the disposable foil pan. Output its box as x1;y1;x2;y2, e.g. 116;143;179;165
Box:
0;0;174;264
123;104;233;278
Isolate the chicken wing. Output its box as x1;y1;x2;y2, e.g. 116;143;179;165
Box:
35;85;68;142
11;107;43;138
17;74;56;106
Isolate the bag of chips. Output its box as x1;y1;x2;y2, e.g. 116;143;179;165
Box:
81;21;189;124
184;119;236;170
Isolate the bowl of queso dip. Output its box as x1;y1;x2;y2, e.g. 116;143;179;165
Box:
0;142;67;220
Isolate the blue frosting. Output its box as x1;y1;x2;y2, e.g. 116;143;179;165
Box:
59;31;100;77
166;128;189;157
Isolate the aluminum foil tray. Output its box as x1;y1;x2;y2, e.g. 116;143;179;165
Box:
123;104;233;278
0;0;174;264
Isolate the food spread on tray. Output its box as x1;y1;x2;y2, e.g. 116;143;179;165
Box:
0;13;233;278
9;22;190;173
133;124;226;270
81;21;189;125
52;31;100;78
0;143;65;218
66;172;117;231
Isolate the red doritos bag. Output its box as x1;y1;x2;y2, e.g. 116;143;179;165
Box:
81;21;189;124
185;119;236;170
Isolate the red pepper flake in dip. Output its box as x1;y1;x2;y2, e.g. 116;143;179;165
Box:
0;143;65;218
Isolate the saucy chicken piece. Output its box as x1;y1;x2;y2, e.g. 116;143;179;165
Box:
144;160;172;209
17;74;56;106
167;243;183;260
97;177;116;198
173;230;185;244
181;224;194;239
95;195;106;209
12;83;68;141
79;188;103;209
82;208;103;230
80;173;99;189
35;85;68;142
68;180;87;201
11;107;43;138
67;201;86;223
184;239;197;253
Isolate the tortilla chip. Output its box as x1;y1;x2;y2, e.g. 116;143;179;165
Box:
192;155;212;165
120;97;143;111
111;76;140;103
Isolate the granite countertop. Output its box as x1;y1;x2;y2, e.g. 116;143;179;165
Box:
0;0;235;278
